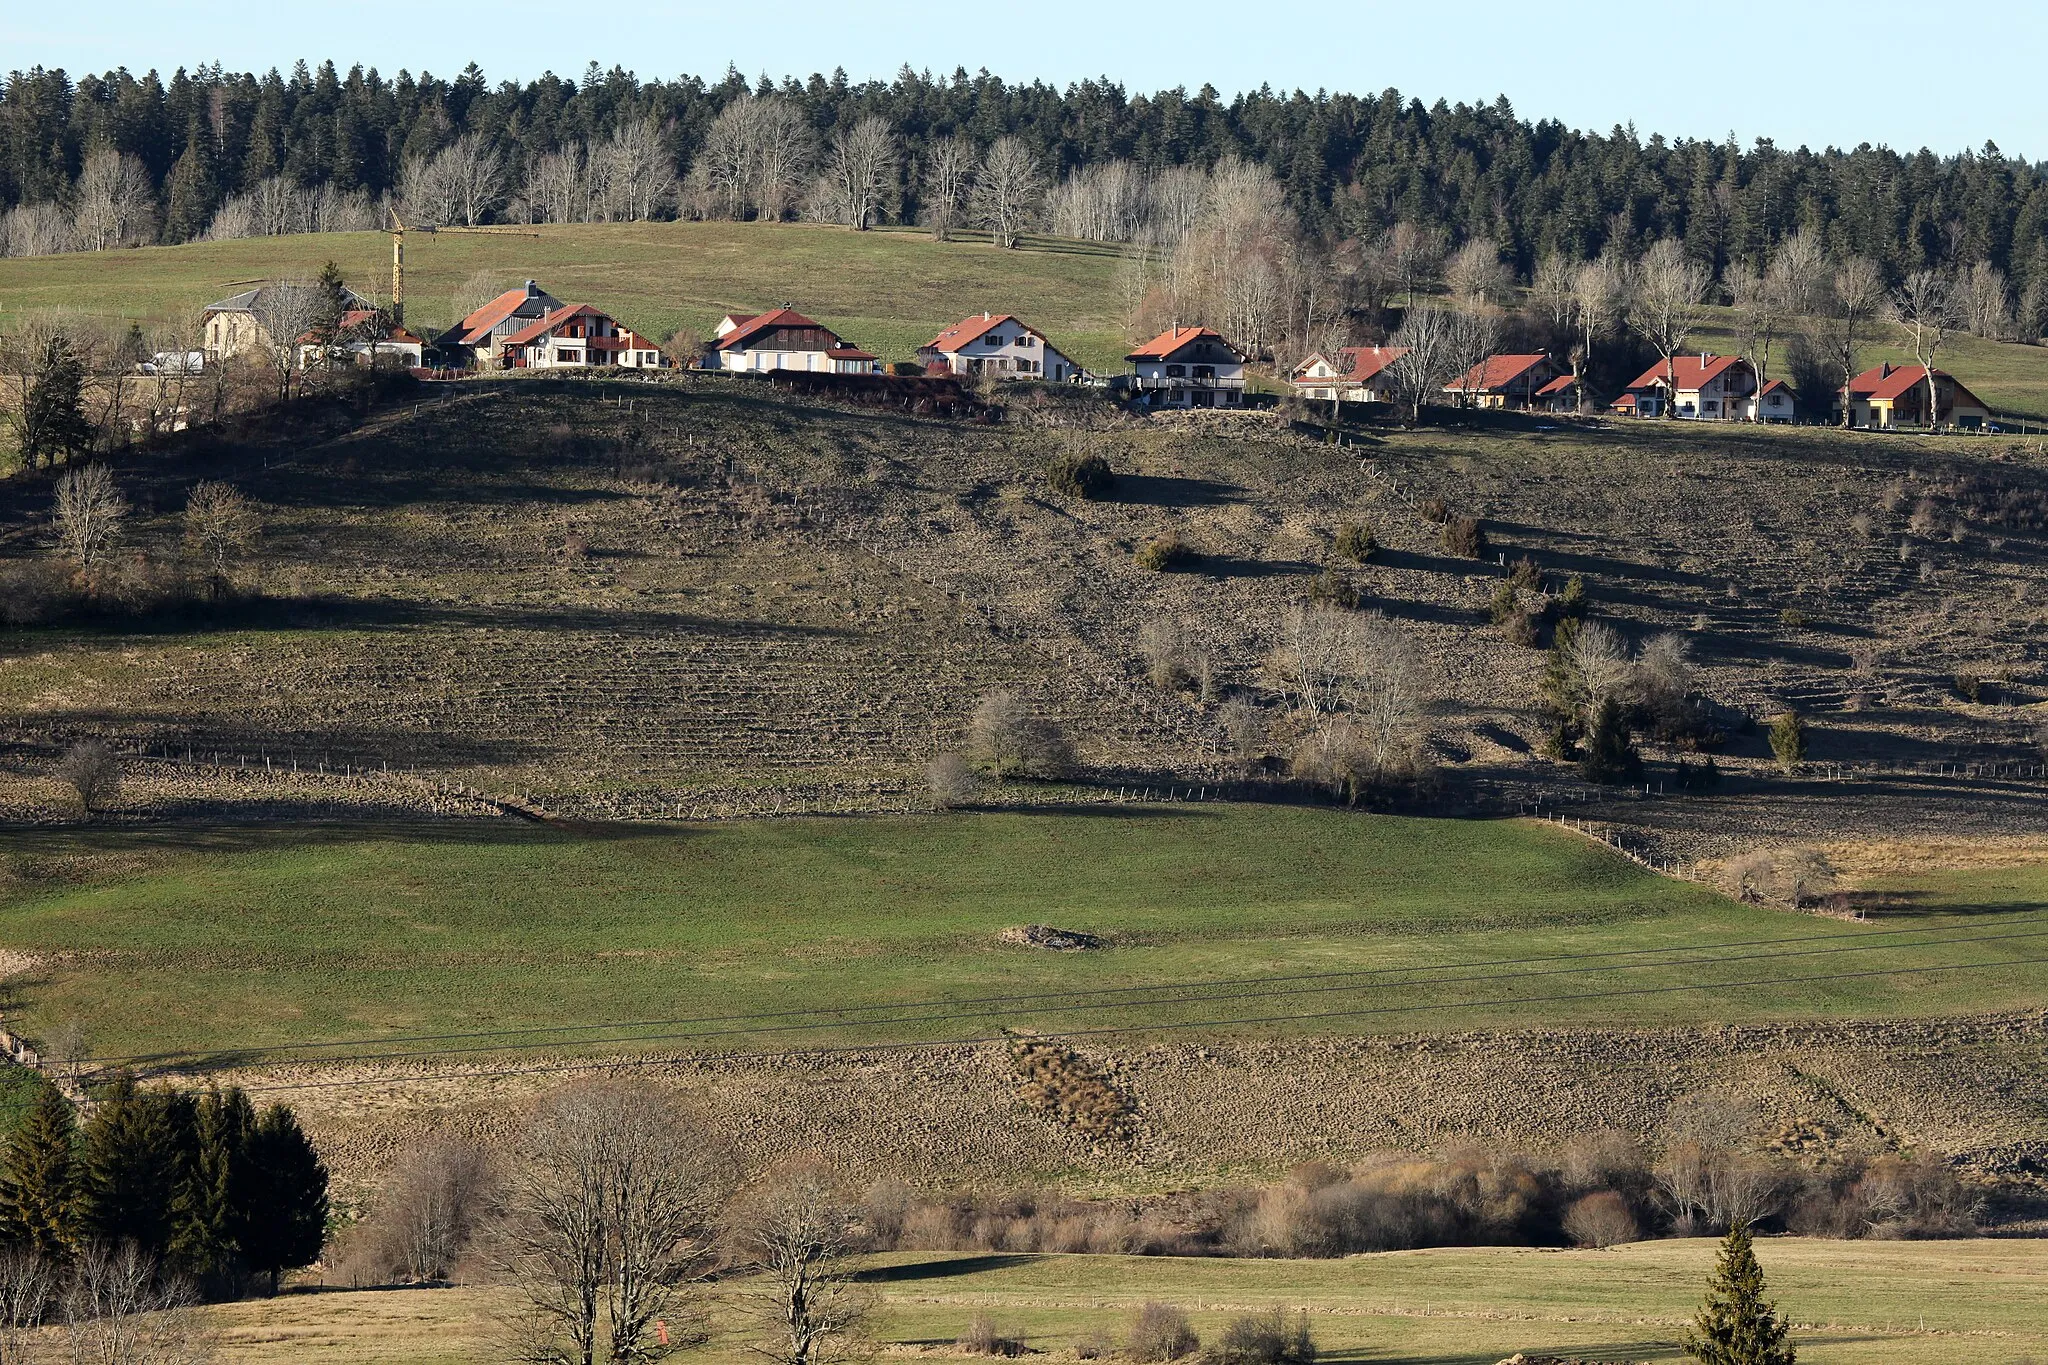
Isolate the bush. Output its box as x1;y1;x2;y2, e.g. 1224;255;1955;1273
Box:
1332;522;1376;563
1578;697;1641;785
926;752;979;808
1562;1191;1640;1247
1046;450;1115;499
958;1313;1026;1357
56;740;120;814
1307;569;1359;609
1672;757;1722;790
1555;573;1586;619
1442;515;1487;558
1418;496;1449;524
1768;711;1806;773
966;691;1074;779
0;557;81;626
1129;1303;1199;1362
1723;846;1836;909
1139;616;1192;690
1206;1310;1315;1365
1508;555;1542;592
1134;533;1193;572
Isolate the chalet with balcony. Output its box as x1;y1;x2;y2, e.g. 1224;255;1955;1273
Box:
496;304;666;371
1842;363;1992;429
920;313;1083;381
435;281;565;369
1534;374;1583;413
1123;325;1248;408
1290;346;1406;403
1620;354;1757;419
705;307;879;374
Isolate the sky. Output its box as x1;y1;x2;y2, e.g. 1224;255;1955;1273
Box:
7;0;2046;159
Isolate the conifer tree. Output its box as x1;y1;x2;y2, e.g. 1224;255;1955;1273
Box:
75;1075;193;1259
1579;696;1642;785
169;1085;256;1290
1768;711;1807;774
17;335;94;470
163;116;220;243
1539;615;1582;718
1683;1221;1797;1365
0;1083;79;1260
239;1104;328;1294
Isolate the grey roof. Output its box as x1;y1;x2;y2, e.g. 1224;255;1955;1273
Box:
204;283;371;314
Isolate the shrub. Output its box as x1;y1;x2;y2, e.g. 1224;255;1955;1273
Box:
1562;1191;1640;1248
1672;757;1722;790
1129;1303;1199;1362
1307;569;1359;609
966;691;1074;779
1442;515;1487;558
1555;573;1586;619
1578;697;1641;785
1768;711;1806;773
1332;522;1376;563
1724;846;1836;909
926;752;980;808
1139;616;1192;690
958;1313;1026;1357
1077;1332;1115;1360
0;557;82;626
1134;533;1192;572
1508;555;1542;592
1777;607;1809;628
1953;672;1985;703
1206;1310;1315;1365
1418;496;1449;524
55;740;120;814
1046;450;1115;499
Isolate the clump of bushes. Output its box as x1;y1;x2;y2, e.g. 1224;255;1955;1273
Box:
1128;1303;1200;1362
965;690;1073;779
1332;522;1376;563
1046;449;1115;499
1442;515;1488;559
1134;532;1193;572
55;739;121;815
1010;1038;1133;1143
926;752;980;809
1207;1310;1316;1365
1307;569;1359;609
958;1313;1027;1358
1418;496;1449;524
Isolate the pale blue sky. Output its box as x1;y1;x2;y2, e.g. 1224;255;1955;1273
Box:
7;0;2044;158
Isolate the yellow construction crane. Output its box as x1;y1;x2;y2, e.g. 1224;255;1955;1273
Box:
385;205;540;328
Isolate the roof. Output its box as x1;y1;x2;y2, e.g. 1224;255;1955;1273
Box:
925;312;1045;353
1611;393;1642;410
501;304;602;349
825;345;877;361
713;306;841;352
1626;354;1745;392
205;283;369;316
1846;362;1990;411
1291;345;1408;385
1126;325;1244;363
1536;374;1580;396
1759;378;1790;397
1447;353;1551;392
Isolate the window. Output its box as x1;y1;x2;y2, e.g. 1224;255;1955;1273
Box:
1165;364;1186;378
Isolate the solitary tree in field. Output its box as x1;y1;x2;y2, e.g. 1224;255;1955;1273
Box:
739;1163;869;1365
1768;711;1806;774
1682;1221;1796;1365
922;136;973;242
1826;256;1886;427
1630;239;1710;417
56;741;121;815
183;480;260;597
971;137;1045;249
52;463;127;583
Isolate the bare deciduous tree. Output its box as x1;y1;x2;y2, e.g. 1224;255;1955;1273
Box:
1569;256;1626;412
52;462;127;578
925;752;979;809
1564;620;1633;721
0;1245;54;1361
737;1164;870;1365
73;148;156;250
1531;250;1577;330
182;480;259;597
1961;259;2015;340
1826;256;1885;426
249;278;325;399
596;118;676;223
1629;239;1710;417
1445;237;1512;310
921;136;973;242
965;690;1072;779
1385;306;1486;421
754;100;817;222
1892;269;1967;426
971;137;1044;250
64;1241;212;1365
526;146;587;225
500;1085;727;1365
56;740;121;815
1728;258;1787;423
823;117;896;231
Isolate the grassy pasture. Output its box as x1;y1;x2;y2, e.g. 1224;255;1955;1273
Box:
201;1241;2048;1365
0;221;1132;375
0;806;2041;1061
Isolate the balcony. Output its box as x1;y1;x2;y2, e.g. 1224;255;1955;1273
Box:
1127;374;1247;392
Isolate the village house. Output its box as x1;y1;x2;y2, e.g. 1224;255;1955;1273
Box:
1619;354;1757;419
704;307;879;373
1444;353;1563;409
435;281;565;369
495;304;665;371
1741;380;1797;423
202;282;371;361
1842;363;1993;429
1534;374;1584;413
295;309;425;370
920;313;1084;381
1122;325;1248;408
1289;346;1406;403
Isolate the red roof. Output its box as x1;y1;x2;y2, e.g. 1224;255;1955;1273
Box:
926;312;1031;352
713;306;840;352
1536;374;1579;396
1126;325;1244;363
1447;353;1551;392
825;345;877;361
1626;354;1745;392
1294;345;1408;385
457;287;547;345
1846;362;1990;411
1759;378;1790;397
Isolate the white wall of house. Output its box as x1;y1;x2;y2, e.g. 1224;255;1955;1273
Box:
936;324;1076;380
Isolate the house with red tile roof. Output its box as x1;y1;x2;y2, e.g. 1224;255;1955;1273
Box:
434;281;564;369
1290;346;1407;403
496;304;666;371
1619;354;1757;419
704;307;878;374
1444;353;1562;409
1122;325;1247;408
920;313;1084;382
1842;363;1992;429
1741;379;1797;423
1534;373;1584;414
294;308;424;370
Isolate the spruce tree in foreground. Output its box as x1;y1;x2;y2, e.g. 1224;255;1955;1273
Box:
0;1084;79;1260
170;1085;257;1290
1683;1221;1796;1365
239;1104;329;1294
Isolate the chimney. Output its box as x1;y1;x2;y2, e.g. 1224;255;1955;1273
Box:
983;310;990;321
525;280;539;295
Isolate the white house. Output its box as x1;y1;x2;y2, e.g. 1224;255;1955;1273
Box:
920;313;1083;381
497;304;666;370
705;307;878;373
294;308;424;370
202;282;371;361
1739;380;1797;423
435;281;565;370
1620;354;1758;419
1289;346;1406;403
1123;325;1248;408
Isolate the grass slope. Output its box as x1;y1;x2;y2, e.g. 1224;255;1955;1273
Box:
0;222;1132;374
1;806;2040;1059
205;1242;2048;1365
